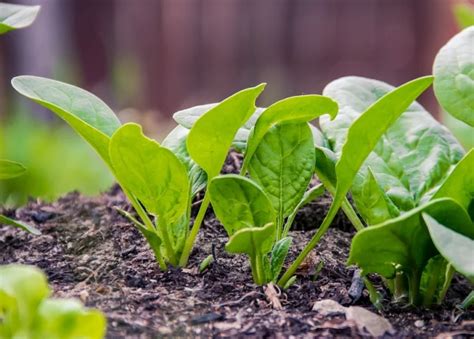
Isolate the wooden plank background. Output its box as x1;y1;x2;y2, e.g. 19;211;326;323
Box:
0;0;464;122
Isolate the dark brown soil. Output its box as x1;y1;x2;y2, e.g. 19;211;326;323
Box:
1;187;473;338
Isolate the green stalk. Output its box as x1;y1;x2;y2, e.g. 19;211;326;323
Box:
122;188;167;270
278;200;340;287
256;253;266;285
341;198;365;231
438;265;454;304
393;273;409;301
179;192;211;267
408;272;421;306
250;256;260;284
157;218;177;266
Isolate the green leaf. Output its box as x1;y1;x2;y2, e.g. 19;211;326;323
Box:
0;3;40;34
110;123;189;223
0;159;26;180
423;213;474;283
453;3;474;29
248;123;315;232
11;76;121;164
270;237;292;281
431;149;474;218
187;84;265;178
348;198;473;292
419;255;453;306
321;76;459;216
242;95;337;172
310;124;328;148
225;222;276;256
433;27;474;127
36;299;106;339
330;76;434;208
355;168;400;225
174;104;265;151
209;175;275;236
314;146;338;191
162;125;207;197
0;214;41;235
0;265;49;337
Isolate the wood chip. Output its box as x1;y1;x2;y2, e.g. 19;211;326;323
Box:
264;283;283;310
346;306;395;337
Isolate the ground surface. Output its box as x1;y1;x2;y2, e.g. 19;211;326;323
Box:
1;187;473;338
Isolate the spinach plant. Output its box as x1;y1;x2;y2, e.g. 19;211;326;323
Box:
12;76;264;269
0;2;40;35
277;76;434;287
0;264;106;339
209;175;289;284
205;95;337;284
318;28;473;306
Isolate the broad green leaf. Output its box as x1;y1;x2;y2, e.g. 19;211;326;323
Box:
0;214;41;235
355;168;400;225
433;27;474;127
36;299;106;339
331;76;434;207
321;76;461;216
174;103;265;151
348;198;473;280
225;222;276;256
0;159;26;180
209;175;275;236
173;103;217;128
109;123;189;223
310;124;328;148
453;3;474;29
270;237;292;281
242;95;337;171
314;146;338;191
187;84;265;178
423;213;474;283
12;76;121;164
431;149;474;218
248;123;315;230
162;125;207;197
0;265;49;337
0;3;40;34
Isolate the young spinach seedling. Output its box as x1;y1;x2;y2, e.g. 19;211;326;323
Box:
278;76;434;287
12;76;264;269
0;264;106;338
209;175;291;284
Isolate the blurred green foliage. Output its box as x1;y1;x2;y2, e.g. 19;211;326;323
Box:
0;113;113;206
453;3;474;29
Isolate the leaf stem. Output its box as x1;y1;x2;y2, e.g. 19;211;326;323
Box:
122;188;167;270
158;218;178;266
250;256;260;284
341;198;365;231
179;191;211;267
278;199;340;287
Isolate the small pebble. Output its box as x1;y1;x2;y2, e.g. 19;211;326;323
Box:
414;320;425;328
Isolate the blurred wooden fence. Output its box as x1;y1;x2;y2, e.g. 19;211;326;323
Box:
0;0;462;120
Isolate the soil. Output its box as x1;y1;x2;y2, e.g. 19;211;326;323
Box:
1;156;473;338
